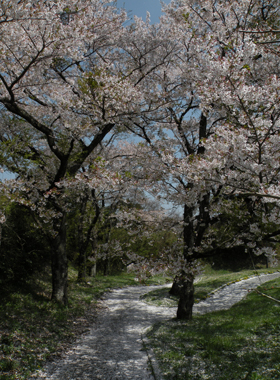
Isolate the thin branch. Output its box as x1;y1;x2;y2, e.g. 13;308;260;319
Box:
255;290;280;304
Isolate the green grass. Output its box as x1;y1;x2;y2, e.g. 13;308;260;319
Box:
0;267;170;380
146;276;280;380
140;287;178;307
141;267;280;307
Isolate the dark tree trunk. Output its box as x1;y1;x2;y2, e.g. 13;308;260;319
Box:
169;112;209;320
169;275;183;296
51;214;68;305
175;112;209;320
89;239;97;277
176;204;196;320
77;194;88;283
177;275;194;320
77;189;100;282
77;247;87;283
103;256;109;276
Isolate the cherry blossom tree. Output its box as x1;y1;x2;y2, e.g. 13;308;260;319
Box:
178;0;280;254
119;8;220;318
1;0;279;321
190;1;280;264
115;0;280;319
0;0;172;304
148;0;280;319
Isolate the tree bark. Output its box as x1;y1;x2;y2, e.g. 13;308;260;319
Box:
176;204;196;320
77;247;87;283
175;113;208;319
89;239;97;277
177;275;194;320
103;256;109;276
77;189;100;282
169;275;183;296
90;262;97;277
51;214;68;305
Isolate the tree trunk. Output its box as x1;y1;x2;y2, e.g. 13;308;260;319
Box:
177;275;194;320
169;275;183;296
51;214;68;305
90;262;97;277
103;256;109;276
77;247;87;283
176;204;196;320
89;239;97;277
175;113;209;320
77;189;100;282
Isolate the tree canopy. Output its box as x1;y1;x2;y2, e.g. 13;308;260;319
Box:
0;0;280;319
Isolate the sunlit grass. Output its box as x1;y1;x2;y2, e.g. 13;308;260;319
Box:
147;276;280;380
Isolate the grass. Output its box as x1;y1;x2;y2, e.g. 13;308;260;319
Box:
146;271;280;380
140;267;280;307
140;287;178;307
0;266;170;380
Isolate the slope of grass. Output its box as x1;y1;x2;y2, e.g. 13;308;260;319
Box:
141;267;279;307
146;276;280;380
0;267;170;380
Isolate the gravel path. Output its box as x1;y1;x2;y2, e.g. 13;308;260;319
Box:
193;271;280;314
34;272;280;380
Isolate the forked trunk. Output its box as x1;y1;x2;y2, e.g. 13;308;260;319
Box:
177;275;194;320
51;214;68;305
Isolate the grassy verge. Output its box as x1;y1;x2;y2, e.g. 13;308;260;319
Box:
0;267;169;380
146;275;280;380
140;267;279;307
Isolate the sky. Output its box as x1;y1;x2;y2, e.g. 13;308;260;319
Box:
116;0;169;24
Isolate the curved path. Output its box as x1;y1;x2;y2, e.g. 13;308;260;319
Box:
34;272;280;380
